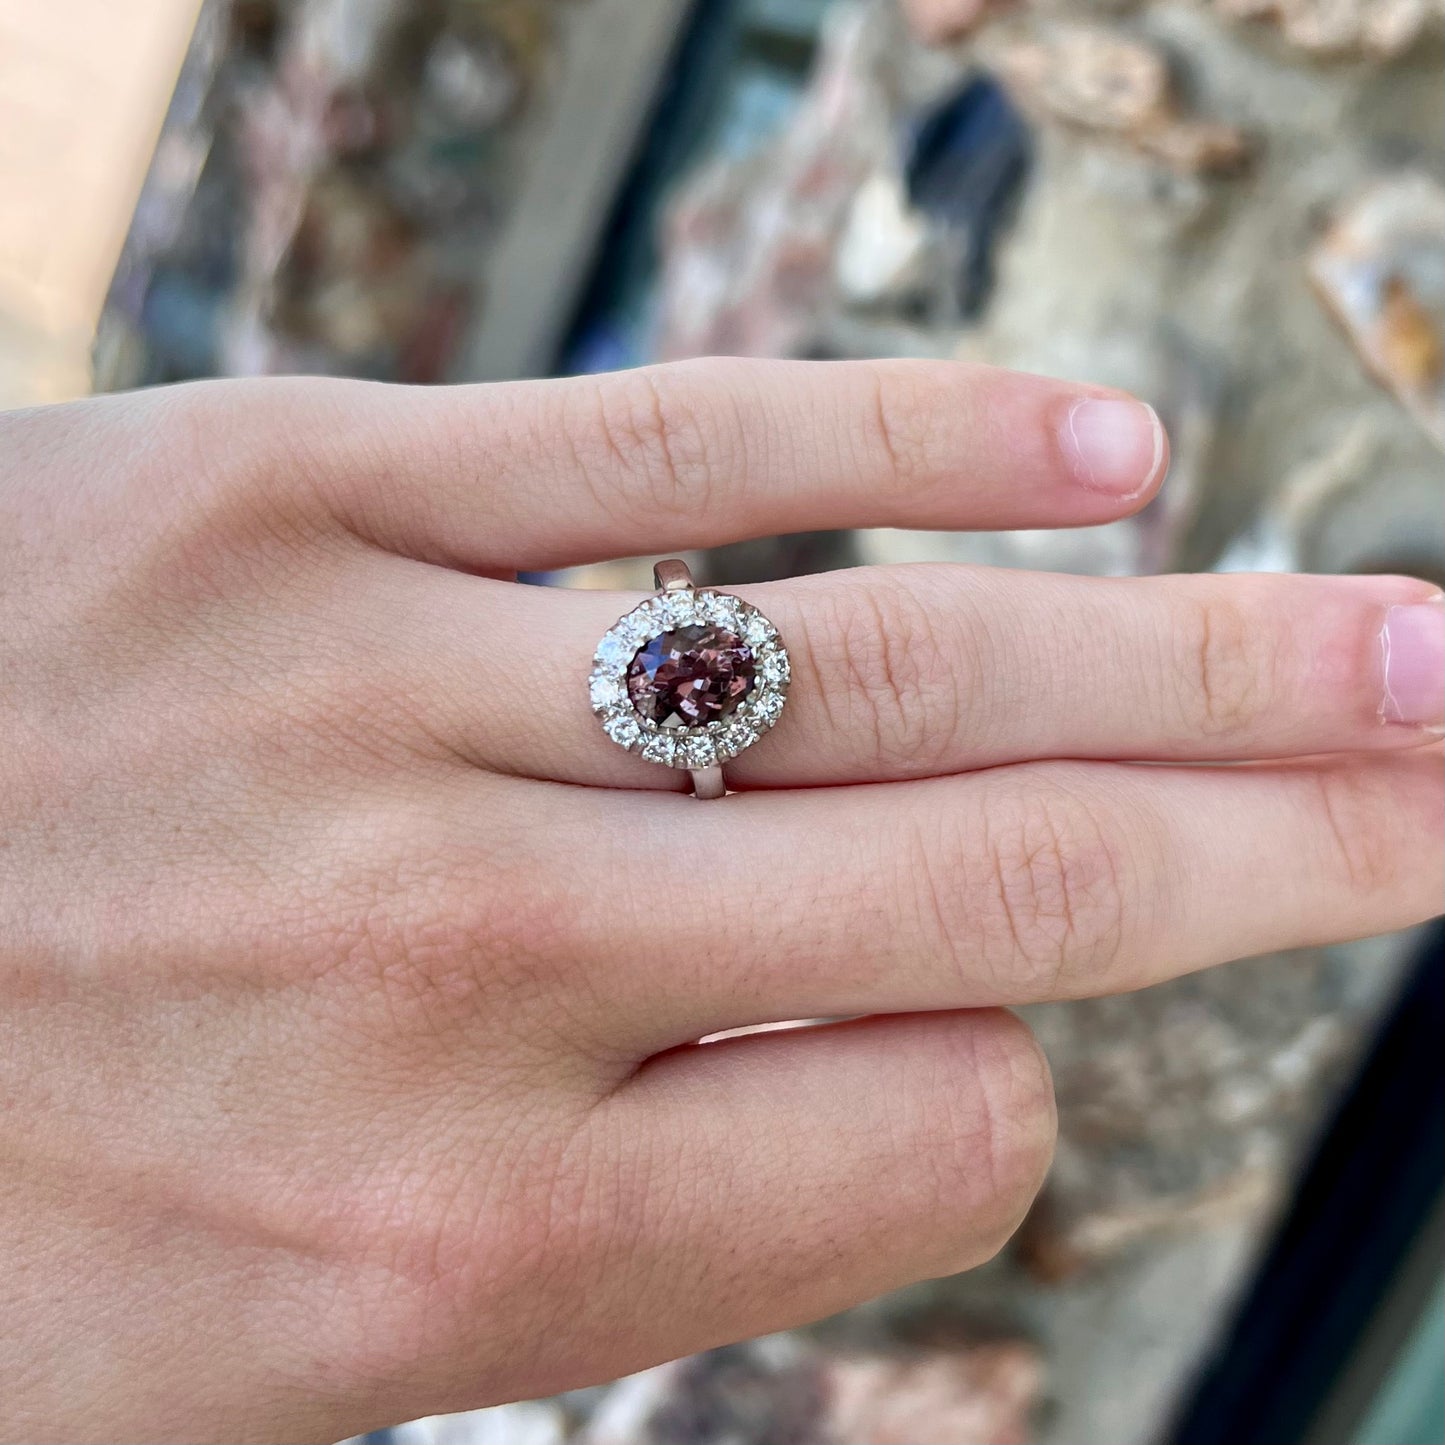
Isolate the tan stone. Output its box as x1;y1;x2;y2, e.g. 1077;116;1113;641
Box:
994;24;1251;173
1213;0;1445;56
824;1345;1043;1445
1308;173;1445;448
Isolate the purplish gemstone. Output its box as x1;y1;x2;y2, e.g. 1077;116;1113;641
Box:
626;625;755;729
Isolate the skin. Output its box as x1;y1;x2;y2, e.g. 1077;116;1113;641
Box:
0;358;1440;1443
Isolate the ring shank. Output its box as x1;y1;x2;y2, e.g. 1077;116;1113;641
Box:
690;766;726;800
654;558;695;593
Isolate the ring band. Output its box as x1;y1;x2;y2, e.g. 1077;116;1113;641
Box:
588;559;791;798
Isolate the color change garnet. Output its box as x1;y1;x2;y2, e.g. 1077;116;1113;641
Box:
626;625;755;729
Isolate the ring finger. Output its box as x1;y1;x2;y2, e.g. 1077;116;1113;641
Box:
383;562;1444;786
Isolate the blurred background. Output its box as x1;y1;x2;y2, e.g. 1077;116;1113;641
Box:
1;1;1442;1441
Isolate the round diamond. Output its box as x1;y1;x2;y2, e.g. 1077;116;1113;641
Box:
595;633;632;668
626;625;756;730
719;720;759;756
602;714;642;749
680;735;717;768
760;651;791;686
641;733;679;765
742;614;772;646
705;593;742;627
659;594;698;627
590;673;626;709
752;689;785;726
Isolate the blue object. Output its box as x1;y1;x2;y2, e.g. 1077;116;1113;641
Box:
903;73;1031;317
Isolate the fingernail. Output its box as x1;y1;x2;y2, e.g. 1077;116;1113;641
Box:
1061;398;1166;499
1379;598;1445;729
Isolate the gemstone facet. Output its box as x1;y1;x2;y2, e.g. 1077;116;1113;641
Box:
590;586;788;769
626;625;755;729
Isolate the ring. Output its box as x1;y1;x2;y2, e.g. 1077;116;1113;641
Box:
589;559;791;798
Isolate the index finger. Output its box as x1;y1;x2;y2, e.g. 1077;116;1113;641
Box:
269;357;1168;570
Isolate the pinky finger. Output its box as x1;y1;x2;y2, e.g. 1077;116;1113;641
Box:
591;1010;1055;1367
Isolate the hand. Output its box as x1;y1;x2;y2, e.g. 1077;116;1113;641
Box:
1;360;1439;1443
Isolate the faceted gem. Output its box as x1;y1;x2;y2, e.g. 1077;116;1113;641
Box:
603;713;642;749
626;625;755;729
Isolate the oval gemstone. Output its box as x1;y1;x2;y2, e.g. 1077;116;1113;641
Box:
626;625;755;729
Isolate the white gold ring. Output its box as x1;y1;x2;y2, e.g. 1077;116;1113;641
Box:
588;559;791;798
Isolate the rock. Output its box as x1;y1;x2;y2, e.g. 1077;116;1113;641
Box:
658;15;1036;351
1216;419;1445;586
578;1335;1044;1445
1308;172;1445;449
581;1340;826;1445
421;26;526;133
1015;942;1405;1278
898;0;1021;45
654;4;894;359
1211;0;1445;57
993;24;1250;174
902;75;1033;316
99;0;581;387
835;172;933;305
361;1400;568;1445
823;1343;1043;1445
1002;25;1166;131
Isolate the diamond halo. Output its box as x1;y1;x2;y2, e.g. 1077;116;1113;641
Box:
589;581;790;773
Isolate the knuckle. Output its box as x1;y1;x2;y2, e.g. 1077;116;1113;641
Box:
313;841;587;1037
575;367;728;523
8;382;304;547
406;860;586;1014
915;1015;1057;1271
106;385;326;591
1177;592;1276;740
860;363;940;496
970;1017;1057;1236
125;383;254;509
965;775;1128;998
822;573;960;772
308;1122;598;1404
1309;764;1397;895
